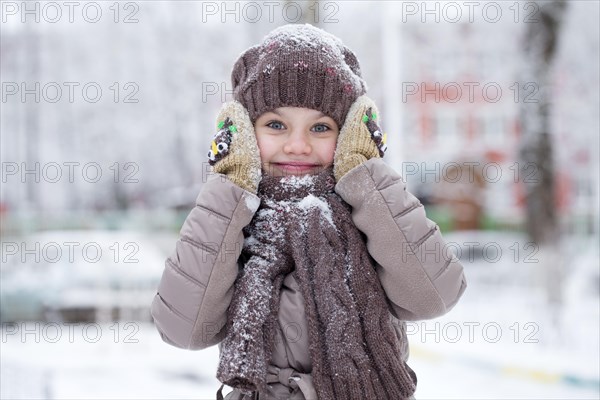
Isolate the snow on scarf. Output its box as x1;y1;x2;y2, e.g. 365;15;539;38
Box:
216;166;417;399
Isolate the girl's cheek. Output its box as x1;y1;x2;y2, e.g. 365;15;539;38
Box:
325;138;338;163
254;133;268;159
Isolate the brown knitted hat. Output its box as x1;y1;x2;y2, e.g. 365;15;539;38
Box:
231;23;368;129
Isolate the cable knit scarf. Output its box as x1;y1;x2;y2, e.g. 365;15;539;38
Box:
216;167;416;399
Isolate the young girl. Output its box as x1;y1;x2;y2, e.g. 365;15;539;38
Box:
151;23;467;400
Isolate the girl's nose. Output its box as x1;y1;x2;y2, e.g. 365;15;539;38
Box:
283;130;311;155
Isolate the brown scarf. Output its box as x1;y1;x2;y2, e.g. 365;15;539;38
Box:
216;167;416;399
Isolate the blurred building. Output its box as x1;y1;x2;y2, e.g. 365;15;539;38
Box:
381;2;599;233
1;2;597;235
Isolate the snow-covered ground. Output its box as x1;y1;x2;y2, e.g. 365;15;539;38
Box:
1;321;223;400
1;231;598;399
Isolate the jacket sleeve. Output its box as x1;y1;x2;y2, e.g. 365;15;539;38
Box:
335;158;467;321
150;173;260;350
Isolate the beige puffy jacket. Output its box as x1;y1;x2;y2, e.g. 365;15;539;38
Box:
151;158;467;399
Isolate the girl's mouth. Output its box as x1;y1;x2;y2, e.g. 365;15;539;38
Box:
272;162;320;175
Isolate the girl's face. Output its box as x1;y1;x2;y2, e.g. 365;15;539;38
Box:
254;107;339;177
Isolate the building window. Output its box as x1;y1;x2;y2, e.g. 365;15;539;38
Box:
435;113;460;145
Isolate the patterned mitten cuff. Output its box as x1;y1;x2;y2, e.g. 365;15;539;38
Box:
334;95;387;181
208;101;262;194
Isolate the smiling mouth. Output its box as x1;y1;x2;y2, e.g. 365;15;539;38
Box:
274;162;319;168
270;162;321;175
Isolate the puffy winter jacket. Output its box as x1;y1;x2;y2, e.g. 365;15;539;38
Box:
151;158;467;399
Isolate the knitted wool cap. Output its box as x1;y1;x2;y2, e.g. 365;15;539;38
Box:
231;23;368;129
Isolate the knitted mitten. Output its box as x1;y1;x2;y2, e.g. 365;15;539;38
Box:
333;95;387;181
208;101;262;194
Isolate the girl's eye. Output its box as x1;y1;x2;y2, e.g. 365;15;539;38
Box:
312;124;330;133
267;121;285;130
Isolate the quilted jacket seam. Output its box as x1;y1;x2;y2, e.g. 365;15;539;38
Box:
432;256;453;281
180;235;219;255
166;257;207;289
393;202;423;220
156;293;194;325
196;204;230;222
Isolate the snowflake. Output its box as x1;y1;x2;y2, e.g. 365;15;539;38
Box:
263;64;275;75
293;60;309;71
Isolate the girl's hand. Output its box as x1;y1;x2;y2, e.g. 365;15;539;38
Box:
333;95;387;181
207;101;262;194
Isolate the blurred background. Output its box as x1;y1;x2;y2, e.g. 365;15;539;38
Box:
1;1;598;399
